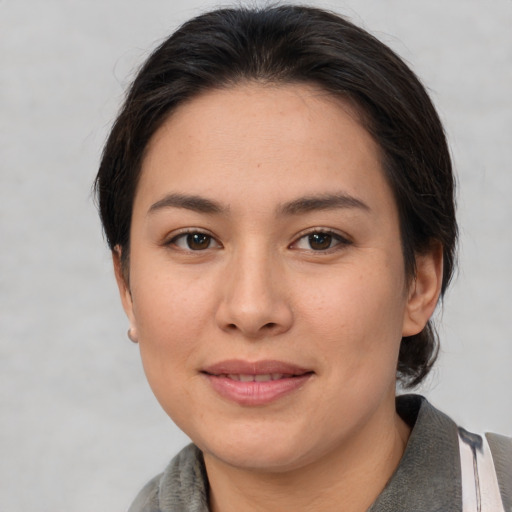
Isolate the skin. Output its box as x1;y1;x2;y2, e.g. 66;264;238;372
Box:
115;83;443;512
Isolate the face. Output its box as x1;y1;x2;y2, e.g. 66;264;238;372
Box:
116;84;437;473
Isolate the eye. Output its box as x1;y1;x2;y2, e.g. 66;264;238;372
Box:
292;231;350;251
169;231;220;251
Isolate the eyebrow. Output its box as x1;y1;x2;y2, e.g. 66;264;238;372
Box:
147;192;369;217
148;193;227;215
279;193;370;216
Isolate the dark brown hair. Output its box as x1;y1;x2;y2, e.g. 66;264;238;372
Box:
95;5;457;387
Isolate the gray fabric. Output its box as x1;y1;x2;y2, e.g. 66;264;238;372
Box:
127;395;509;512
127;474;162;512
486;432;512;512
128;445;209;512
368;395;462;512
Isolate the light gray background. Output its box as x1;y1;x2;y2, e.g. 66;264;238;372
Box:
1;0;511;510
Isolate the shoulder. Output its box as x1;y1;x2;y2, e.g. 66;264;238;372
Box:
486;431;512;461
485;432;512;509
127;473;162;512
370;394;512;512
127;444;209;512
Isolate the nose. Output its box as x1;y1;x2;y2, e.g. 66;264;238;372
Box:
215;246;294;339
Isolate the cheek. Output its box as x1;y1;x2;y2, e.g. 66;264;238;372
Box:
296;263;406;372
134;282;209;419
130;266;216;383
132;259;214;332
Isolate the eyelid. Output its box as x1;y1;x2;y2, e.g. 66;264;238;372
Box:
164;228;222;250
289;228;352;251
162;227;351;252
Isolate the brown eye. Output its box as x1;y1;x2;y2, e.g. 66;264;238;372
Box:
171;232;219;250
308;232;333;250
186;233;211;250
291;230;351;252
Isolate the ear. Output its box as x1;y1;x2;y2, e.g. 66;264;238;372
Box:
402;243;444;337
113;246;138;337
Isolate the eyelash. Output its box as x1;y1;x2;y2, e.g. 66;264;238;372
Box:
291;229;352;252
166;230;221;251
165;228;352;253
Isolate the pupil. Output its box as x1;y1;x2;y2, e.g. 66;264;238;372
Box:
309;233;331;250
188;233;210;250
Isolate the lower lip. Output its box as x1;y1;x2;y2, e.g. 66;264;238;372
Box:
204;374;312;406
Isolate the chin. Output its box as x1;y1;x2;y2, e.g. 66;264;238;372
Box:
205;444;309;473
191;420;322;473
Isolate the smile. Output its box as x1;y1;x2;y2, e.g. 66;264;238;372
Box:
224;373;294;382
202;360;314;406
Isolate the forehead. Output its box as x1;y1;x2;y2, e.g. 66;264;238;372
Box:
136;83;395;218
144;83;370;163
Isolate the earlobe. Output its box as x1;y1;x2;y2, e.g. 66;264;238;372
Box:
402;243;444;337
112;246;138;334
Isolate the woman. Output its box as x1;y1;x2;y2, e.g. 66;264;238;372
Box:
95;5;511;512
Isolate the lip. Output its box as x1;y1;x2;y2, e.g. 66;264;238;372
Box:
201;359;314;406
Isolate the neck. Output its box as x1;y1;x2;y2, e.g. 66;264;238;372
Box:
204;402;410;512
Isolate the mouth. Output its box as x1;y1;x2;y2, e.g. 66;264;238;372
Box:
202;359;312;376
201;359;314;406
219;373;301;382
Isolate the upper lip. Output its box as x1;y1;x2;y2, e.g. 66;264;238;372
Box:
202;359;312;376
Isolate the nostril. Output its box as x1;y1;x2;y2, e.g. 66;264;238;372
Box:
225;321;278;333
